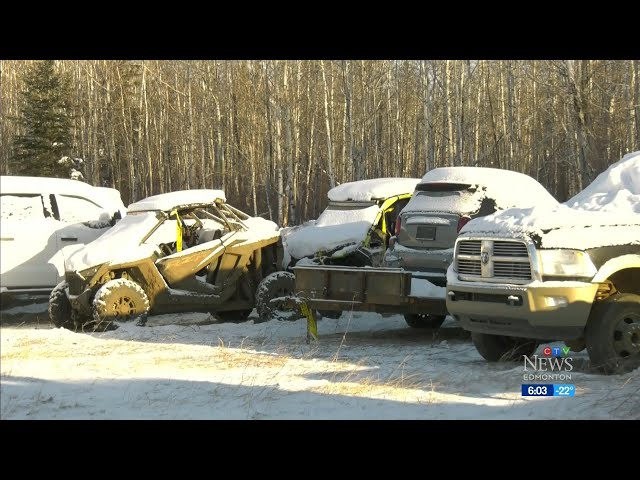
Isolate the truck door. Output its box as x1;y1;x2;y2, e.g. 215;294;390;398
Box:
0;194;59;289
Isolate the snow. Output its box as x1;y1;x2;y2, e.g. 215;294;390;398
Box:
406;216;451;225
567;151;640;213
283;205;379;260
1;307;637;419
0;176;126;218
461;206;640;249
327;178;420;202
239;216;279;233
410;278;446;298
316;204;379;228
93;187;127;218
406;167;559;214
0;195;44;220
66;208;280;272
128;189;226;212
282;177;420;262
70;169;85;181
66;212;162;271
460;152;640;249
1;175;102;197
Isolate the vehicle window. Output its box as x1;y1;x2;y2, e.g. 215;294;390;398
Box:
380;198;411;236
55;195;106;223
316;203;379;228
0;194;46;220
406;183;484;215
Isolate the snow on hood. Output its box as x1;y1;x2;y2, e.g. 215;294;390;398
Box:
128;189;226;212
241;216;279;232
66;212;162;271
327;178;420;202
460;152;640;249
282;205;379;260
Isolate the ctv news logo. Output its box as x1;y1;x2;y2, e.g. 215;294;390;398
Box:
523;346;573;381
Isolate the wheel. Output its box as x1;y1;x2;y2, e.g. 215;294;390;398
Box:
216;309;253;323
0;291;15;309
318;309;341;319
48;281;75;330
92;278;150;329
404;313;446;329
255;271;304;322
472;332;537;362
585;293;640;374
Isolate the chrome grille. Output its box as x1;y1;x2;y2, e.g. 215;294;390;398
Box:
456;239;532;284
493;262;531;279
493;241;528;257
458;259;481;275
458;240;481;255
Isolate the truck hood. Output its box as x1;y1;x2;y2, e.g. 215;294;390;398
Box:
460;205;640;249
461;151;640;249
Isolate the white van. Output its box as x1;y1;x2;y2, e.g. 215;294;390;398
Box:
0;176;126;295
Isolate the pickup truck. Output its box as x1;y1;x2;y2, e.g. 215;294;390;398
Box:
445;152;640;374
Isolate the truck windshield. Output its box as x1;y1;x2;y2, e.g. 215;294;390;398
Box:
316;203;380;227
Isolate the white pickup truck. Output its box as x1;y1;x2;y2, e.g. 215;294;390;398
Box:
0;176;126;296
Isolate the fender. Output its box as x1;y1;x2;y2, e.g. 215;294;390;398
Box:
591;254;640;283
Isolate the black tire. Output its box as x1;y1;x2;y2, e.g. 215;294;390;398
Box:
92;278;150;329
216;309;253;323
404;313;446;329
255;271;304;322
585;293;640;375
48;281;74;330
472;332;537;362
318;309;341;319
0;292;15;309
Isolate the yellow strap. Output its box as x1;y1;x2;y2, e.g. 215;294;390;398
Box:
172;209;183;252
302;302;317;343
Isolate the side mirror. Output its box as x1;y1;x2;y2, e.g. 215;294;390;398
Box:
111;211;122;226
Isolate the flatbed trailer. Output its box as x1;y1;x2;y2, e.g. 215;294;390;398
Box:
291;265;448;316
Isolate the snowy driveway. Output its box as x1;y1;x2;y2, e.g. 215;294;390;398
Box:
1;299;638;419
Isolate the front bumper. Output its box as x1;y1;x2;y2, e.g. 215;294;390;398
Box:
446;272;598;340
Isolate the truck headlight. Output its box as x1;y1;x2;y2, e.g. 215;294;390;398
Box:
538;249;596;278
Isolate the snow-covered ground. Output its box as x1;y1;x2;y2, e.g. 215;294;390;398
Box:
1;301;637;419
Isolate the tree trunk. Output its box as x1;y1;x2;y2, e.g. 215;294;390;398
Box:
320;60;335;188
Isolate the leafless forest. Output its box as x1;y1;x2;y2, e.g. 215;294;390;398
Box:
1;60;638;225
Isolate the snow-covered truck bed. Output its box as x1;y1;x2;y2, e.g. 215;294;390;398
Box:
292;265;448;316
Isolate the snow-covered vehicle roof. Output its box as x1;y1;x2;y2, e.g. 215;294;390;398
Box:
460;151;640;249
128;189;227;212
407;166;559;213
327;177;420;202
0;175;100;196
0;175;126;216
